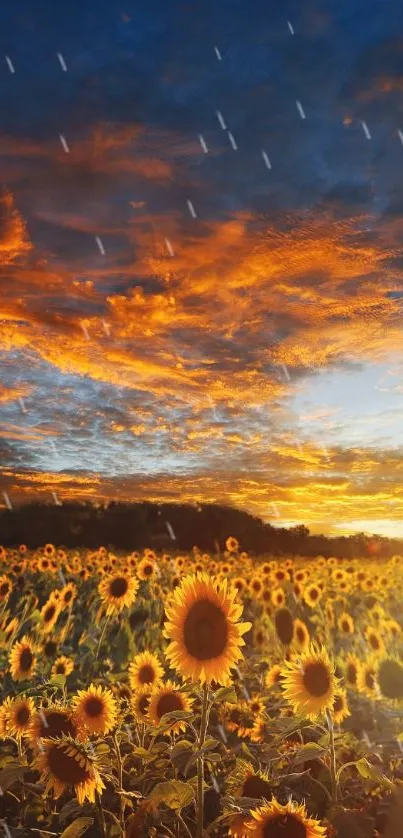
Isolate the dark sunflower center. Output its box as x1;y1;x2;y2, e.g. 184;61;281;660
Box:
296;628;305;643
44;641;57;658
20;648;33;672
262;813;307;838
183;599;228;661
157;692;183;719
302;662;331;697
333;695;343;712
347;664;357;685
369;634;380;650
0;583;10;596
229;708;242;724
242;774;272;799
55;664;65;674
64;591;72;603
44;606;56;622
84;697;104;718
275;609;294;646
110;577;129;598
139;665;155;684
378;659;403;699
47;744;90;784
143;565;153;576
310;589;319;600
341;621;349;632
365;670;375;690
42;711;76;738
16;705;30;725
139;694;150;715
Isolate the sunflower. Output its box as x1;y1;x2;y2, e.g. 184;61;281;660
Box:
39;597;62;635
148;680;193;734
303;584;322;608
163;573;251;685
281;645;338;720
331;689;350;724
71;684;117;736
0;575;12;602
249;575;264;599
248;695;266;716
365;627;385;656
265;664;283;689
292;619;310;652
232;577;247;597
9;635;37;681
344;653;361;690
60;582;77;609
35;737;105;804
247;798;326;838
98;572;139;616
6;696;36;739
1;616;19;646
271;587;285;609
337;612;354;635
376;656;403;702
228;759;272;800
383;619;402;640
137;557;157;581
226;537;239;553
128;651;164;690
29;703;78;747
43;639;58;659
51;656;74;678
357;659;379;699
131;686;153;724
250;716;270;744
274;608;294;646
253;625;267;650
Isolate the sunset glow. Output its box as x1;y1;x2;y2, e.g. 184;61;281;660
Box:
1;2;403;537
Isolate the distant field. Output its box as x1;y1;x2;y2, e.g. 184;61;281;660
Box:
0;541;402;837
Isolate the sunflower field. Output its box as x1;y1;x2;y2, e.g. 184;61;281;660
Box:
0;540;402;838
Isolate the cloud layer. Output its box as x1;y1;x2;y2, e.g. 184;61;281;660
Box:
1;0;403;535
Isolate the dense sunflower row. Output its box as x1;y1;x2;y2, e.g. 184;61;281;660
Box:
0;539;401;837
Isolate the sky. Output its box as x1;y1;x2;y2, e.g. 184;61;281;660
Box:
1;0;403;537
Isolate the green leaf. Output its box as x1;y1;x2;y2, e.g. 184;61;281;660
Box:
330;806;374;838
170;740;195;774
95;743;111;755
161;710;195;722
49;673;66;688
150;780;195;810
0;762;25;791
200;737;219;754
60;817;94;838
214;686;237;704
293;743;324;765
28;609;41;623
131;746;156;762
355;758;394;790
59;799;89;825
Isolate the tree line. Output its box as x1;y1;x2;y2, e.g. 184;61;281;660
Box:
0;501;400;558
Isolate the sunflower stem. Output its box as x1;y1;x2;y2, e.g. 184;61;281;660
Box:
196;683;209;838
95;614;110;660
326;710;338;803
113;732;125;827
95;790;107;838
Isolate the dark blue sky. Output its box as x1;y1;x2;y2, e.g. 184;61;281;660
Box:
1;0;403;535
